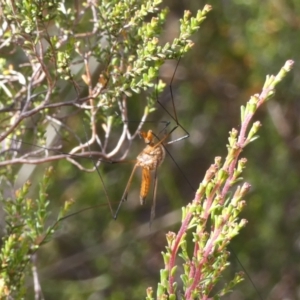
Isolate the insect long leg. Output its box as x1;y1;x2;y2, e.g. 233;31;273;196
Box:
114;163;138;219
149;166;159;229
83;123;115;218
156;54;190;145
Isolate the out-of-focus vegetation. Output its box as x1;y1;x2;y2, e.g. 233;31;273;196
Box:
0;0;298;299
164;1;299;299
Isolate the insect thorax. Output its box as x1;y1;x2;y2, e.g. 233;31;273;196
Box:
137;144;166;171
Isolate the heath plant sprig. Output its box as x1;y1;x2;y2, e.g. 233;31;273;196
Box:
146;60;294;300
0;167;73;298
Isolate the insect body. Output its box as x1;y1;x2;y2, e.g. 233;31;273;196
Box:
114;129;168;224
137;130;166;204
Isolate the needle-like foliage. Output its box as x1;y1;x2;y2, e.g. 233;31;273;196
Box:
0;0;210;298
0;167;73;298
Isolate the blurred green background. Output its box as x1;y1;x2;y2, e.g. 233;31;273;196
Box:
18;0;300;299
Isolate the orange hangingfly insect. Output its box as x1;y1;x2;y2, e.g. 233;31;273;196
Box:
114;128;176;226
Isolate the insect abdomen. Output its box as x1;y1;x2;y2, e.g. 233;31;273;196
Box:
140;168;151;205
